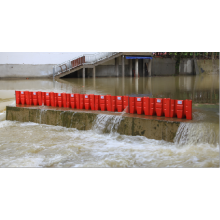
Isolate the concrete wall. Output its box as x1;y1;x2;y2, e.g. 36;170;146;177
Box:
0;52;95;64
151;58;176;76
6;105;180;143
179;59;193;75
195;59;219;75
0;64;54;78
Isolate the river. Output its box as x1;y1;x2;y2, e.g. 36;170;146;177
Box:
0;75;219;167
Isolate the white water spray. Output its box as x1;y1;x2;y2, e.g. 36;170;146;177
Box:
93;109;127;134
174;122;219;146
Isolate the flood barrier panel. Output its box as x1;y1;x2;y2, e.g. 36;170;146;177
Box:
14;91;193;120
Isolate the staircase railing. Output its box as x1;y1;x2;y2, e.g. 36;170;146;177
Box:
53;52;121;77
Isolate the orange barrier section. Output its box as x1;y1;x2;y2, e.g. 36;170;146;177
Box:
111;96;116;112
15;91;193;120
106;95;112;112
99;95;106;111
70;94;75;109
33;92;38;106
116;96;123;112
84;94;90;110
15;91;21;104
90;94;95;110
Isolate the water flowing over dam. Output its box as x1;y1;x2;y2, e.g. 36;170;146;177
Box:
0;75;219;167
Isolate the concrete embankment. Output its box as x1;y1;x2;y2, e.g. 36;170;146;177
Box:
5;105;193;143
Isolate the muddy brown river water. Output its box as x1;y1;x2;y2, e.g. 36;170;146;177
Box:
0;75;219;167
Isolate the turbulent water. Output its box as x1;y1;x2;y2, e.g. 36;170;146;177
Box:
0;76;219;168
0;112;219;168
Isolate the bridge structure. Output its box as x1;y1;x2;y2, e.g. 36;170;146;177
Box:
53;52;153;79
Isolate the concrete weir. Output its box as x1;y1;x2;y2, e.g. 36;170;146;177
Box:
5;105;186;143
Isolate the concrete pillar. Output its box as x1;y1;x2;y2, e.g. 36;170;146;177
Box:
148;59;152;77
129;59;132;77
83;67;85;79
135;77;138;94
122;55;125;77
83;77;85;93
93;76;96;90
115;57;119;77
93;66;96;78
129;77;132;94
193;53;196;75
135;59;138;77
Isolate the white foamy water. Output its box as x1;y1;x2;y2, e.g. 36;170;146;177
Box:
0;118;218;168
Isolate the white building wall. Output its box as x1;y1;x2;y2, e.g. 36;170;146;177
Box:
0;52;96;78
0;52;95;64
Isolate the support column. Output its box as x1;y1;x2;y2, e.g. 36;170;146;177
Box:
148;59;152;77
83;67;85;79
193;52;195;75
135;59;138;77
129;59;132;77
93;66;96;78
115;57;119;77
122;55;125;77
135;77;138;94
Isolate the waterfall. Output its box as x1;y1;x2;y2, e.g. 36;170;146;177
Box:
174;122;219;146
92;110;126;134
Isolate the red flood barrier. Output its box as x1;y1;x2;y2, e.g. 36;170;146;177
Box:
99;95;106;111
90;94;95;110
15;91;21;104
163;98;170;117
42;92;46;106
106;95;112;112
143;97;150;115
136;97;143;115
25;91;30;105
79;94;84;109
75;94;80;109
57;93;62;107
62;93;67;108
38;91;42;106
45;92;50;106
84;94;90;110
33;92;38;106
54;93;58;107
176;100;184;119
185;100;192;120
20;91;25;105
70;94;75;109
66;94;70;108
170;99;175;118
94;95;100;110
111;96;116;112
129;97;136;114
155;98;163;117
29;92;33;105
15;90;194;120
149;98;155;115
123;96;129;113
116;96;123;112
50;92;55;107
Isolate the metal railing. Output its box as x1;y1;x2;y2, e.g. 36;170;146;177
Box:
53;52;121;77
